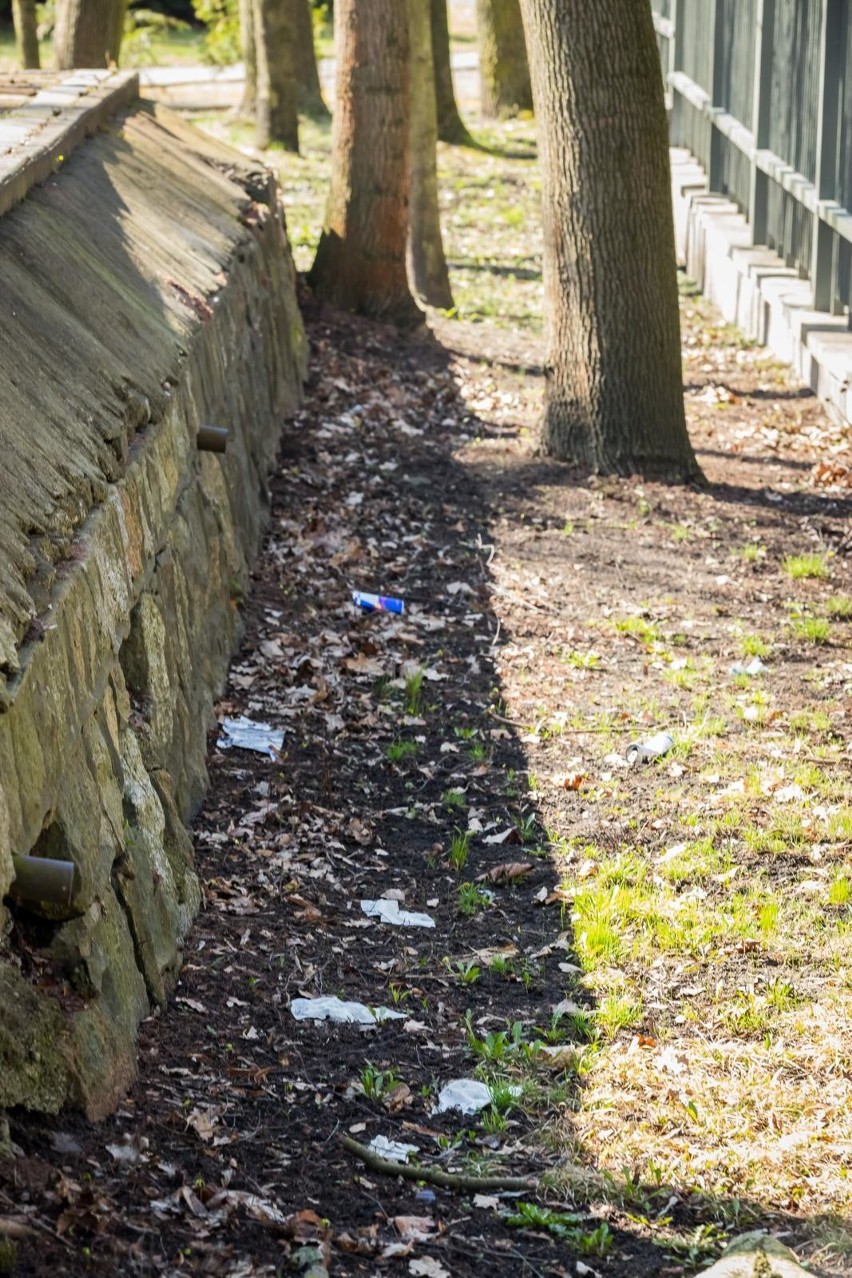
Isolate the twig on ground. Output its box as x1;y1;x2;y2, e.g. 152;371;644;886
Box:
341;1136;538;1192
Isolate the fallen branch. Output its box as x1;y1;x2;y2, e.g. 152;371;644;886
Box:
341;1136;537;1193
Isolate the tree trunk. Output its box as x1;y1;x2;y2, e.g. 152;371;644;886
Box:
293;0;329;118
239;0;256;118
12;0;40;69
308;0;421;328
54;0;126;69
476;0;532;118
430;0;470;145
519;0;701;481
253;0;299;152
407;0;453;308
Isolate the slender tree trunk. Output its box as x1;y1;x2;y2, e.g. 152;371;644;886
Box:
293;0;329;118
430;0;470;145
12;0;40;69
239;0;256;118
253;0;299;152
519;0;701;481
308;0;421;328
407;0;453;308
477;0;532;117
54;0;126;69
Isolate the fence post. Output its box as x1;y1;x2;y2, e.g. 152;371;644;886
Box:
707;0;727;190
812;0;843;312
749;0;775;245
669;0;684;147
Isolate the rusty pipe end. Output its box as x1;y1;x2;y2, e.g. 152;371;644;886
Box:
10;854;76;908
197;426;229;454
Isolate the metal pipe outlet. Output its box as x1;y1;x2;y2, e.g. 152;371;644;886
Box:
197;426;229;453
10;854;76;908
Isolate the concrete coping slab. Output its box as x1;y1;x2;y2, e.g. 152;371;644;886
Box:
0;69;139;220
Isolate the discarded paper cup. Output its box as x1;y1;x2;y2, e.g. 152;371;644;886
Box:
352;591;404;615
626;731;674;765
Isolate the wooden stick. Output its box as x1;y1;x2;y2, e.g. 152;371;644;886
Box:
341;1136;537;1192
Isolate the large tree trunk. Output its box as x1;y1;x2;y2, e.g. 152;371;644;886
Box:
308;0;421;328
12;0;40;69
239;0;256;118
253;0;299;152
519;0;701;481
54;0;126;69
476;0;531;118
293;0;329;119
430;0;470;146
407;0;453;308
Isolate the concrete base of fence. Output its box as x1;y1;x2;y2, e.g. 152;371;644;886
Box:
671;147;852;428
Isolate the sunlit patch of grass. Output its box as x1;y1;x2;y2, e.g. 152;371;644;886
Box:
826;595;852;620
783;553;829;580
789;616;830;645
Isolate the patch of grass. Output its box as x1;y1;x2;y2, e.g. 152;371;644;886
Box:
741;543;765;563
829;877;851;905
783;553;829;580
442;787;466;811
443;956;481;984
404;667;425;714
448;827;471;872
826;595;852;620
360;1062;399;1101
613;615;661;645
564;649;602;669
457;882;492;915
789;616;830;645
740;633;770;658
386;738;417;763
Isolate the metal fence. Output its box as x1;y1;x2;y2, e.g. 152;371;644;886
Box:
652;0;852;318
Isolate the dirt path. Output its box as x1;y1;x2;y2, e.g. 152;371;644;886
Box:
2;288;852;1276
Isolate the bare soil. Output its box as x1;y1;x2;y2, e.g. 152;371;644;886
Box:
2;275;851;1277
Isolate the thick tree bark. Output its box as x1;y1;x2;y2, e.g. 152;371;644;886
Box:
293;0;329;119
12;0;40;69
54;0;126;69
476;0;531;118
239;0;256;118
519;0;701;481
407;0;453;308
253;0;299;152
309;0;421;328
430;0;471;146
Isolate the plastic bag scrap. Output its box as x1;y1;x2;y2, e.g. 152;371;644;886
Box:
730;657;769;676
352;590;405;615
290;996;406;1025
434;1079;493;1115
361;899;436;929
368;1134;419;1163
218;716;284;758
626;731;674;765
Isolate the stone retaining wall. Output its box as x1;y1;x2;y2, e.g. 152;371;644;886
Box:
0;75;306;1117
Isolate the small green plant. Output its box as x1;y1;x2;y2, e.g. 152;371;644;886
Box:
443;956;481;984
386;738;417;763
516;812;538;843
454;726;477;740
671;523;691;543
467;1021;524;1062
469;741;488;762
442;787;466;811
783;553;829;580
829;876;851;906
790;616;830;644
741;543;765;563
564;649;602;670
448;827;471;872
613;615;661;645
740;633;770;658
826;595;852;620
360;1061;399;1101
481;1106;508;1134
404;667;425;715
457;882;492;915
490;954;515;978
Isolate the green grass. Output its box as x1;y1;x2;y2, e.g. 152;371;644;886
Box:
783;553;830;580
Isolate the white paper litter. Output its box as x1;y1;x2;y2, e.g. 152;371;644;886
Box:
290;996;406;1025
367;1134;419;1163
218;715;284;757
434;1078;493;1115
361;899;436;929
730;657;769;676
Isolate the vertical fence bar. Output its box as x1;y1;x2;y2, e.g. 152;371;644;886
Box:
812;0;843;311
708;0;727;190
749;0;775;243
670;0;685;147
